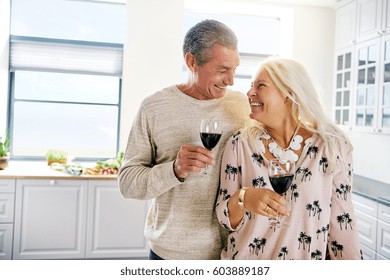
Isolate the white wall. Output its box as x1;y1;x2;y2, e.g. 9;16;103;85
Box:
119;0;336;144
119;0;184;149
0;0;10;135
291;5;335;114
120;0;390;185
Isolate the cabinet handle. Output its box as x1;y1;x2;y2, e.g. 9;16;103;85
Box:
49;180;56;186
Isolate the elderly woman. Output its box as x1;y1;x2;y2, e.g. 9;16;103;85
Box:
216;57;362;260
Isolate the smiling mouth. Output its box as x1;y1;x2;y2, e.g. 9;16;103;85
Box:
250;102;263;106
215;85;226;90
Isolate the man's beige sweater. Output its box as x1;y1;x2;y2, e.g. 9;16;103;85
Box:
118;85;250;259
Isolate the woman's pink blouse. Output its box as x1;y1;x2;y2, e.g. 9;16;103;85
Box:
216;131;362;260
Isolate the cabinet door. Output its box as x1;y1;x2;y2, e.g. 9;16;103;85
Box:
357;0;382;42
85;180;148;259
353;38;381;132
13;179;88;259
383;0;390;34
0;179;16;260
334;48;354;128
0;193;15;223
352;194;378;251
0;224;13;260
377;203;390;259
379;34;390;133
336;0;357;49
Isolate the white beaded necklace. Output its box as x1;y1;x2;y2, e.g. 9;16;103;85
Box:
263;125;303;164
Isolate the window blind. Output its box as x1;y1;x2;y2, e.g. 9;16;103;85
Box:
10;36;123;76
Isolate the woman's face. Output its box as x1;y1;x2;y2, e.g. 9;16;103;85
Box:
247;67;290;126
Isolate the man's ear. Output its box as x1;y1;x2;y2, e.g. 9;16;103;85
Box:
184;52;197;71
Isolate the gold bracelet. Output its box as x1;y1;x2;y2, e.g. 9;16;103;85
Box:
238;187;249;210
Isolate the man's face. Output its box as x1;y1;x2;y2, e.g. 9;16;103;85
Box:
191;44;240;100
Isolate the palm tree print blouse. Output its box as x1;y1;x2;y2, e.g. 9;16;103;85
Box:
216;130;362;260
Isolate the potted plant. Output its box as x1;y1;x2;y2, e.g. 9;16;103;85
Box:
45;149;67;166
0;133;10;170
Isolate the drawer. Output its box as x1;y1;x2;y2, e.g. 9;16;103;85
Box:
354;209;377;250
378;203;390;224
352;193;378;217
377;220;390;259
0;194;15;223
0;179;16;193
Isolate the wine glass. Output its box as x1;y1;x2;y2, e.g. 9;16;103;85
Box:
199;120;223;174
268;159;295;228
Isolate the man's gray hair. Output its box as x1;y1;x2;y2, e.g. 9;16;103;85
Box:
183;19;238;66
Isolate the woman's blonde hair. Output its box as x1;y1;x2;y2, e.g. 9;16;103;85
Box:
245;56;352;172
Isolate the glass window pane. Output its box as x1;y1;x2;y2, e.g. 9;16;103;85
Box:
342;109;349;125
357;88;365;105
344;71;351;87
336;91;342;106
343;90;350;106
335;110;341;124
358;69;366;85
356;109;364;125
337;55;343;71
384;85;390;106
337;73;343;88
366;87;375;106
386;40;390;61
384;63;390;83
367;66;375;84
14;71;119;104
359;48;367;66
11;0;126;44
345;52;352;69
184;11;279;55
368;45;377;64
383;108;390;127
12;101;118;158
365;108;374;126
230;77;251;94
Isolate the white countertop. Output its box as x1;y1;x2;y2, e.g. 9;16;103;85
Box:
0;160;116;180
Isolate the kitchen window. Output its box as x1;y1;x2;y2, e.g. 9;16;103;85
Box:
8;0;126;160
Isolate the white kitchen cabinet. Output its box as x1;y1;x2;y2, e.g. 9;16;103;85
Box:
352;193;378;259
382;0;390;35
352;193;390;259
356;0;383;43
0;179;15;260
85;180;148;259
376;203;390;258
11;178;148;259
334;47;354;128
335;0;357;49
13;179;88;259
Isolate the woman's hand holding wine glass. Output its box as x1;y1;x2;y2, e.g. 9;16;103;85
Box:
268;159;295;228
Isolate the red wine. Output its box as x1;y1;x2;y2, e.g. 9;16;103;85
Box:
200;132;222;150
269;174;294;194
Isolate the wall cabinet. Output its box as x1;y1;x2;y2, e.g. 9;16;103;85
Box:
0;179;15;260
5;178;148;260
335;0;357;49
334;0;390;134
356;0;383;43
352;193;390;259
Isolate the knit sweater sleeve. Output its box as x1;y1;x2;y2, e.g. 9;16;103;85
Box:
117;101;182;200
